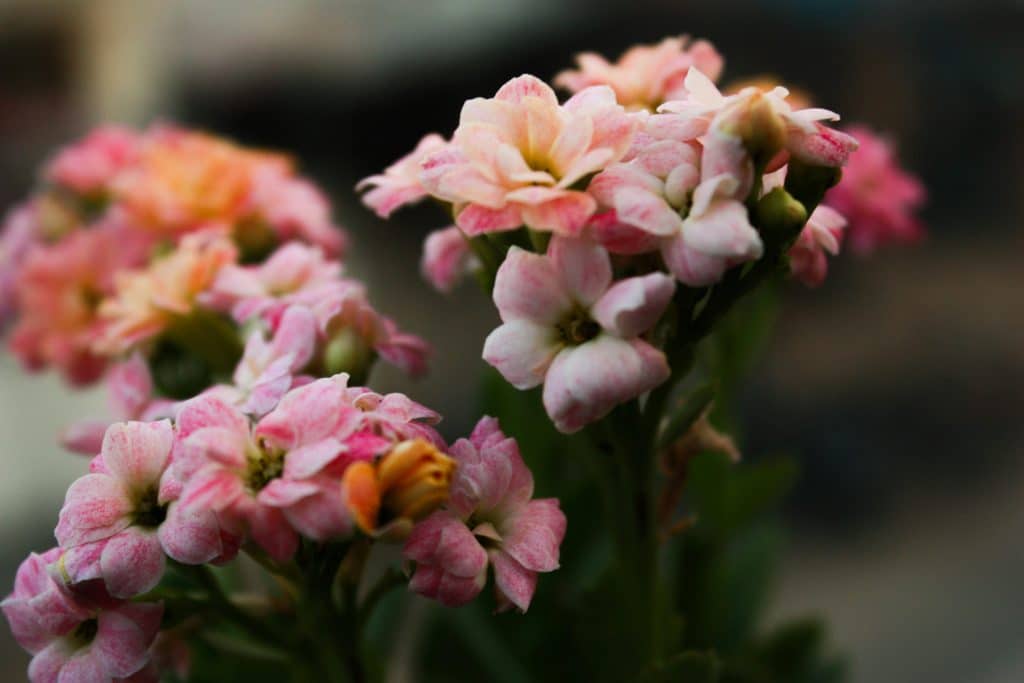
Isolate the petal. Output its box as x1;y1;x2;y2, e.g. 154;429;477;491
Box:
28;642;69;682
403;511;488;578
455;203;523;235
183;426;248;469
612;186;682;236
100;420;173;487
495;74;558;106
60;420;110;457
548;114;593;177
542;337;670;434
99;529;165;598
175;395;249;441
588;164;663;208
499;499;566;573
55;474;132;547
482;320;561;390
92;608;153;677
244;505;298;562
518;193;597;236
179;467;243;513
490;550;538;613
591;272;676;338
157;503;222;565
547;236;612;308
407;564;486;608
661;234;729;286
492;247;570;324
682;199;763;259
281;437;345;480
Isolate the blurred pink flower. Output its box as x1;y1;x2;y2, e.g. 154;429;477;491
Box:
555;36;724;111
2;548;162;683
404;417;566;612
0;202;42;330
788;205;847;287
357;133;448;218
55;421;225;598
247;165;348;257
420;75;637;236
482;237;673;433
421;226;475;292
824;125;926;253
45;126;141;197
10;221;152;384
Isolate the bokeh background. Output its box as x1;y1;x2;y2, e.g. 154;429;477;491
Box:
1;1;1022;681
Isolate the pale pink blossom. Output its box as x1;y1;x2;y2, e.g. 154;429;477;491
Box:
660;68;859;169
45;126;140;197
823;125;926;253
357;134;448;218
421;226;475;292
555;36;724;111
590;137;762;285
55;420;225;598
176;376;371;554
62;355;175;456
404;417;566;612
482;237;674;433
10;220;152;384
2;548;163;683
247;165;348;257
788;204;847;287
223;305;318;416
340;383;445;449
420;75;637;236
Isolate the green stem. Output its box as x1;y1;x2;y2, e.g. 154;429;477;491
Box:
174;562;285;647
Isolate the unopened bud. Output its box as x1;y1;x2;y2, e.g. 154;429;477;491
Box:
341;438;456;539
718;92;786;166
754;187;808;246
322;326;375;383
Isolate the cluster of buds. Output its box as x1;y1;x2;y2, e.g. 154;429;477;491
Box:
360;35;924;434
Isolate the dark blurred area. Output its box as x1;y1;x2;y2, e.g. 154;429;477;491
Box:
1;1;1022;681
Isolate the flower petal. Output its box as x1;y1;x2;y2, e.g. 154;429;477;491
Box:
591;272;675;338
482;320;561;390
492;247;570;324
99;528;166;598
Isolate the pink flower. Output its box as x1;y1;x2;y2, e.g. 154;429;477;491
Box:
247;165;348;257
45;126;140;197
340;383;445;449
660;68;859;169
589;138;763;285
10;220;152;384
0;202;42;330
421;226;475;293
62;355;175;456
176;376;370;555
55;420;225;598
225;305;318;417
357;133;448;218
555;36;724;111
2;548;162;683
420;75;637;236
404;417;566;612
788;204;847;287
482;237;674;433
823;125;926;253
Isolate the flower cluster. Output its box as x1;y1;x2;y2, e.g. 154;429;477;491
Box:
7;372;564;680
0;124;426;415
359;37;908;432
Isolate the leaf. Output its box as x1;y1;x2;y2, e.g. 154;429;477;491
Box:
637;651;720;683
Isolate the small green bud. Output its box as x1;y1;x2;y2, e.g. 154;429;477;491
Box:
322;326;375;384
754;187;808;246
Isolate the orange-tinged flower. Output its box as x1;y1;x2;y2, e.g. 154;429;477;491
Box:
97;233;237;353
112;127;291;235
341;438;456;538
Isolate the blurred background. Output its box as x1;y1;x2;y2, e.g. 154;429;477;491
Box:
0;0;1021;681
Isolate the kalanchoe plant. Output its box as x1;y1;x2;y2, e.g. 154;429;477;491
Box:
1;34;926;683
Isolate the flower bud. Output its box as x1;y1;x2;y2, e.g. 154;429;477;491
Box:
322;326;375;384
754;187;808;247
341;438;456;539
717;92;787;166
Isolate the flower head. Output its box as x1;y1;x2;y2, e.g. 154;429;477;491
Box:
420;75;637;236
823;125;925;253
787;205;847;287
45;126;140;197
482;237;674;433
97;232;237;354
2;548;162;683
555;36;724;111
10;221;152;384
404;417;566;612
55;420;227;598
